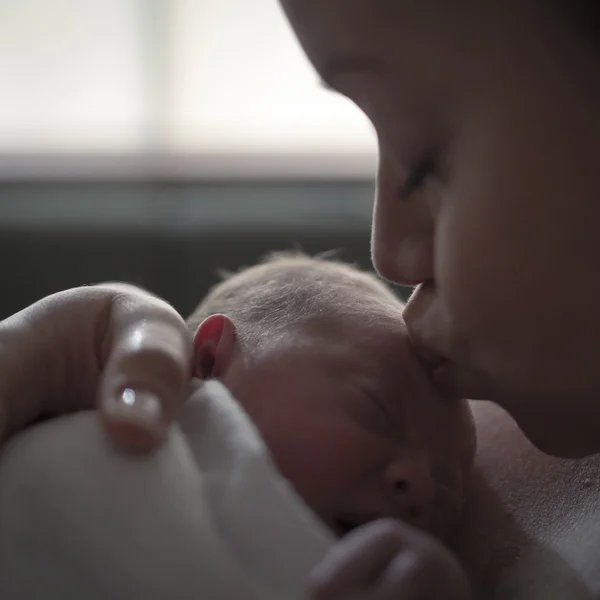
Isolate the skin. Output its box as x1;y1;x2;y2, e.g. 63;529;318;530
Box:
279;0;600;459
0;284;193;452
193;308;475;539
310;518;471;600
450;401;600;599
7;284;600;598
275;0;600;597
4;0;600;594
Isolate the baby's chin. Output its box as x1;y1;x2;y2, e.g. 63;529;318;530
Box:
429;502;464;540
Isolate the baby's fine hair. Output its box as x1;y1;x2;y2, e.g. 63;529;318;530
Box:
187;251;403;349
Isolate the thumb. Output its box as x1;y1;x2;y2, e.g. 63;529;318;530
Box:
97;286;193;452
309;519;410;598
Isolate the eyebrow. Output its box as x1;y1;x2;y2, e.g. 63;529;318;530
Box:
317;56;390;91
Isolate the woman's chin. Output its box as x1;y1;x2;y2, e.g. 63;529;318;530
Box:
516;415;600;459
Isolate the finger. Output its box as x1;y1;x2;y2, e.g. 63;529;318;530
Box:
377;550;427;598
309;519;411;599
98;292;193;452
378;536;472;600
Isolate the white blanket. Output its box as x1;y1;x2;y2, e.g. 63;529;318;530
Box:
0;381;335;600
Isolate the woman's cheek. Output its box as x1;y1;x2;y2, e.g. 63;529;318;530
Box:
434;178;537;387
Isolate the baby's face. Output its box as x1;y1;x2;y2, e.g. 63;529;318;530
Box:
279;0;600;457
227;313;475;539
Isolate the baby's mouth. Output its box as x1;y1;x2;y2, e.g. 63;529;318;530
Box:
328;515;368;537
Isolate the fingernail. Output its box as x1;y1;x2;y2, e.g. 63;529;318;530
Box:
104;388;164;433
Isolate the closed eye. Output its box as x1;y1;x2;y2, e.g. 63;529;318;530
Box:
347;383;399;440
400;154;438;200
358;388;398;440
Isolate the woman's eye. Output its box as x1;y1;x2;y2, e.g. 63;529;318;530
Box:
400;154;438;200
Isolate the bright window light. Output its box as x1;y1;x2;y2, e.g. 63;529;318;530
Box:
0;0;149;153
167;0;376;158
0;0;377;178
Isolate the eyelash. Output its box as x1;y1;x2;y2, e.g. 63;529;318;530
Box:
400;153;439;200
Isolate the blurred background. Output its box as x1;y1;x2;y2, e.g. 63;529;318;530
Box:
0;0;396;320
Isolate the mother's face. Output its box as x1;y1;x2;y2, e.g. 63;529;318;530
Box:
280;0;600;456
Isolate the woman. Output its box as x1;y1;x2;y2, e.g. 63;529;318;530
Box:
3;0;600;596
279;0;600;597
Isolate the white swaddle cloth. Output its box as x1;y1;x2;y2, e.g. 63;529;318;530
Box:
0;380;336;600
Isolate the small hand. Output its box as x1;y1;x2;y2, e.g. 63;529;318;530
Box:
0;283;193;452
308;519;472;600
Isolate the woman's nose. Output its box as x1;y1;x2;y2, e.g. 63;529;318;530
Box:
383;458;436;530
371;160;435;286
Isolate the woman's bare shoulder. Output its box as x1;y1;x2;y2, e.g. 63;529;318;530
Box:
452;401;600;599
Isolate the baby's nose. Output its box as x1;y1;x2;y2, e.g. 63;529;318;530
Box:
384;459;436;530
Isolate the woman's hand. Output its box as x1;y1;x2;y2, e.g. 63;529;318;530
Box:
309;519;472;600
0;284;193;452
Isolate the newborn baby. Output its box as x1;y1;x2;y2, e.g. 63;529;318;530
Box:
0;253;475;599
187;252;476;538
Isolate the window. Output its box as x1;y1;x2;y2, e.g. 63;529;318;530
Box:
0;0;149;152
0;0;376;179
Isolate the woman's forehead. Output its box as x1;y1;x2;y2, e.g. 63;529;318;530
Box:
279;0;404;73
279;0;537;75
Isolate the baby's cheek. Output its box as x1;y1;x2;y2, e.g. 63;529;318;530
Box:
265;431;353;502
270;428;382;510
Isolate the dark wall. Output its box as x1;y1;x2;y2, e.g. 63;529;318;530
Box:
0;181;411;320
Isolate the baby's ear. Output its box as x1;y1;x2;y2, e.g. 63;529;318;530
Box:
192;314;237;380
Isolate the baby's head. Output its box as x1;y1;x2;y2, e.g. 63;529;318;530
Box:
187;253;475;537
